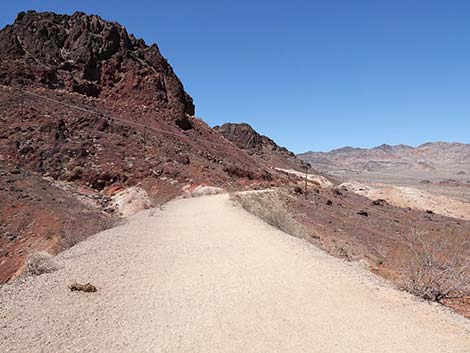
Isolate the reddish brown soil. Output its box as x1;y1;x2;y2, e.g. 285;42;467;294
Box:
0;86;281;189
0;162;114;283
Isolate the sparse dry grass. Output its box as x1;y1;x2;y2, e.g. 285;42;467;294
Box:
232;189;470;309
60;217;118;250
26;251;59;276
231;191;310;239
60;222;82;249
184;186;224;198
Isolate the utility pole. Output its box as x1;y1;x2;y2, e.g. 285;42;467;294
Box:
20;89;24;122
304;163;309;199
143;127;147;160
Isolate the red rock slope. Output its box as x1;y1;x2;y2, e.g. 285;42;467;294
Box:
0;11;292;282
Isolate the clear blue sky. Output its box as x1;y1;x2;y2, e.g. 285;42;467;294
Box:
1;1;469;152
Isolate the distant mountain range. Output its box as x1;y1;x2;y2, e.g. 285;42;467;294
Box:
298;142;470;176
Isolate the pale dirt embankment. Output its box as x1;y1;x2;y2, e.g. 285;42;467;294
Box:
341;181;470;220
1;194;469;353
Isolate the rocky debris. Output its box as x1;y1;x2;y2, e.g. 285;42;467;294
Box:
438;179;470;187
175;117;193;131
223;165;255;180
372;199;387;206
293;186;303;195
356;210;369;217
333;188;343;196
111;186;153;217
177;155;190;165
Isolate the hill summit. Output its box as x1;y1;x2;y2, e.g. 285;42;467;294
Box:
0;10;194;116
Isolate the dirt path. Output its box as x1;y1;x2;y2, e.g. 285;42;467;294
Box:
1;194;469;352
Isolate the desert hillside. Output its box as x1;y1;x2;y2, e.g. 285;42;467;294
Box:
0;11;303;282
1;8;470;353
214;122;307;171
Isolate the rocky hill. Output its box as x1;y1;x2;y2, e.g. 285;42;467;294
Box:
214;123;307;171
0;11;297;282
0;11;194;115
299;142;470;176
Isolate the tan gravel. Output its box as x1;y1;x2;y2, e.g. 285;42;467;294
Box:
1;194;469;352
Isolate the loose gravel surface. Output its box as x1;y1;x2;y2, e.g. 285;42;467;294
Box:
1;194;469;352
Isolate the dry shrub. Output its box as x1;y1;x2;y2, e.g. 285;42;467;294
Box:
231;191;309;239
69;282;97;293
223;165;254;180
186;186;224;198
26;251;58;276
60;217;117;250
398;231;470;302
61;222;82;249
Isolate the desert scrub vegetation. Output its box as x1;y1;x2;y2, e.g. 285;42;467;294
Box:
26;251;59;276
231;191;310;239
398;231;470;303
184;186;224;198
60;217;118;250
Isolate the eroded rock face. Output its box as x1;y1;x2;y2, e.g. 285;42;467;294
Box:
214;122;306;171
0;11;194;116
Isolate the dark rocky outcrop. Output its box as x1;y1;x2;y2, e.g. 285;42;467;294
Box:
0;11;194;117
214;122;306;171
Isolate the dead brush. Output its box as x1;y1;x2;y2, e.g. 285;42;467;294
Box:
398;230;470;303
69;282;97;293
231;191;309;239
26;251;59;276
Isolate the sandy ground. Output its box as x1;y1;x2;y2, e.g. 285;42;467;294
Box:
275;168;334;188
1;194;469;353
339;171;470;204
342;181;470;220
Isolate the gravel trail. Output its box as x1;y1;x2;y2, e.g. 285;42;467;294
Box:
1;194;469;352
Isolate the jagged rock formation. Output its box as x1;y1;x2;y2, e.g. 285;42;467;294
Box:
0;11;194;117
214;123;307;171
0;11;280;191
